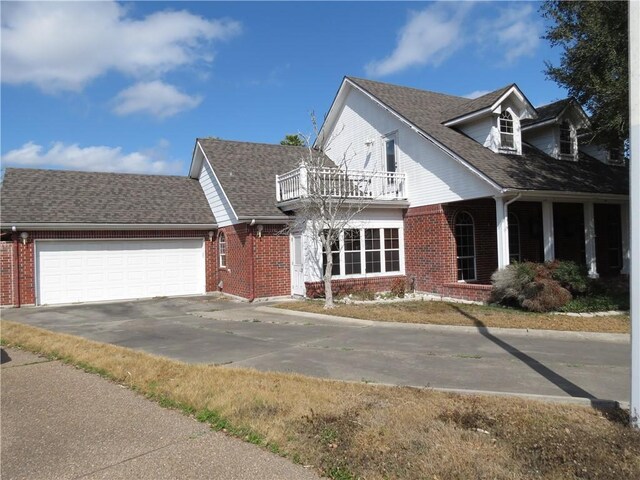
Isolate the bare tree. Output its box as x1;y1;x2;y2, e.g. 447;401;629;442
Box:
280;115;402;308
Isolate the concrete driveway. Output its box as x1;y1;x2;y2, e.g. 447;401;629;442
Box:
2;295;630;403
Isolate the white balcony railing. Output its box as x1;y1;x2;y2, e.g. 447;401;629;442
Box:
276;166;407;203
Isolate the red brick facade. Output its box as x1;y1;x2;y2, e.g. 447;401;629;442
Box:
305;275;407;298
0;230;217;307
215;224;290;301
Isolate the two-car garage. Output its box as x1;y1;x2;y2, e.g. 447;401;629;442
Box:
36;239;206;305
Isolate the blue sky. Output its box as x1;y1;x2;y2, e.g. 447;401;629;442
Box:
1;1;566;176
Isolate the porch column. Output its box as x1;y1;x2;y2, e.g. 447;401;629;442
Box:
495;196;510;269
583;201;598;278
542;201;555;261
621;201;631;274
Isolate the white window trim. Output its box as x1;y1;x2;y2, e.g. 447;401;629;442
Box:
218;232;227;268
558;120;577;161
455;211;477;282
325;226;405;280
498;110;517;153
382;131;399;173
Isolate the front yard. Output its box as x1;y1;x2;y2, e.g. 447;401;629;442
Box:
2;320;639;480
276;300;630;334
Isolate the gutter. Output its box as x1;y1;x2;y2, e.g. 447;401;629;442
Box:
498;189;628;202
0;223;218;231
237;216;291;225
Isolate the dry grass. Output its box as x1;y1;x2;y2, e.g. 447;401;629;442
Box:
2;320;639;480
276;300;631;334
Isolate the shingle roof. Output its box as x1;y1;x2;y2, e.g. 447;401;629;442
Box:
347;77;627;195
443;84;515;123
0;168;216;225
521;98;571;128
197;138;335;218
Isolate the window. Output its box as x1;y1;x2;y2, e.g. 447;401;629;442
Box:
384;228;400;272
218;232;227;268
508;213;521;262
499;111;515;150
455;212;476;281
322;228;401;277
559;121;574;156
344;229;362;275
365;229;381;273
321;232;340;276
385;137;396;173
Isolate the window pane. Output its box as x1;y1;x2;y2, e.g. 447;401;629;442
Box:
345;251;361;275
386;139;396;172
366;251;381;273
385;250;400;272
455;212;476;280
321;230;341;276
384;228;399;249
364;229;380;250
344;229;360;252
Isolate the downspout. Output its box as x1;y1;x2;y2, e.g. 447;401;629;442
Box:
504;193;522;211
249;222;256;302
12;228;21;308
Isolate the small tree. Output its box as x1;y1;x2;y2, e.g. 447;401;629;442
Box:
280;134;305;146
287;116;381;308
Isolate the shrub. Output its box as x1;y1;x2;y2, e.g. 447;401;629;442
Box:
390;278;406;298
491;262;572;312
549;260;589;294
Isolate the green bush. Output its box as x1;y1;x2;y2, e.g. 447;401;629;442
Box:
490;262;536;307
549;260;589;294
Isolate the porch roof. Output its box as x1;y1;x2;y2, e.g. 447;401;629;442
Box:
347;77;628;196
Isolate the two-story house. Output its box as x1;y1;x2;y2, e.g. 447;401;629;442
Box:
0;77;628;306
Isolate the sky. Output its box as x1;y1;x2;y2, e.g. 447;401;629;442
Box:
1;1;567;176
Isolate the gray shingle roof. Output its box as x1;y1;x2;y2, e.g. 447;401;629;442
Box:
0;168;216;225
347;77;628;195
443;84;515;123
521;98;571;128
198;138;335;218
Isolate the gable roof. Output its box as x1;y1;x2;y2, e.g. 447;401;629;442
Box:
345;77;627;195
197;138;334;219
521;98;589;129
0;168;216;226
442;84;516;124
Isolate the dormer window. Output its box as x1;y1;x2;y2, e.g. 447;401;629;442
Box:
499;111;515;150
559;121;574;157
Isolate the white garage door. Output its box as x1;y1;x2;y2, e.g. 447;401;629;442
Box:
36;239;205;305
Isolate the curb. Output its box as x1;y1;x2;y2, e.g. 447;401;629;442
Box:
257;306;630;343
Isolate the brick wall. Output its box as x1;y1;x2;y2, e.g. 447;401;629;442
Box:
305;275;407;298
404;199;499;300
254;225;290;298
216;224;253;299
0;240;16;306
0;230;217;307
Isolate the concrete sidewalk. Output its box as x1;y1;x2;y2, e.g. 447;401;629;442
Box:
0;347;320;480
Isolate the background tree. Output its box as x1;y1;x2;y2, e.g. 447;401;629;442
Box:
542;1;629;149
280;134;305;146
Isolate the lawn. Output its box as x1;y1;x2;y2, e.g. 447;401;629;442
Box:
2;320;639;480
276;300;630;334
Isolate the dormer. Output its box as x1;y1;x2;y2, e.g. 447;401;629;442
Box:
442;84;536;156
521;98;589;162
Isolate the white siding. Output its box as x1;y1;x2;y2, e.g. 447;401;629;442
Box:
580;143;609;163
323;87;496;207
525;127;558;157
199;156;237;227
459;116;493;145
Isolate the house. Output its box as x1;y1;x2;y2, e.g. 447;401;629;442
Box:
0;77;629;307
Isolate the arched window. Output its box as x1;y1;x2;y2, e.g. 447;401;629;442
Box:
508;212;521;262
218;232;227;268
559;120;574;156
455;212;476;281
499;111;515;150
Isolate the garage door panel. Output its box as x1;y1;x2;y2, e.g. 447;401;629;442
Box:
37;239;205;305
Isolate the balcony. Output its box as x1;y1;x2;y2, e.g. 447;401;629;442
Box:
276;166;407;203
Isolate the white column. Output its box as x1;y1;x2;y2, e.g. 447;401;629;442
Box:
621;201;630;275
542;200;555;262
495;196;510;269
583;202;598;278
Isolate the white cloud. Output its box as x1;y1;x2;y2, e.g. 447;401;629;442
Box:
1;141;182;175
1;1;241;92
112;81;202;118
365;3;472;77
476;5;540;64
462;89;491;99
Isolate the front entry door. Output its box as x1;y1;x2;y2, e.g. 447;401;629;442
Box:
290;234;305;296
